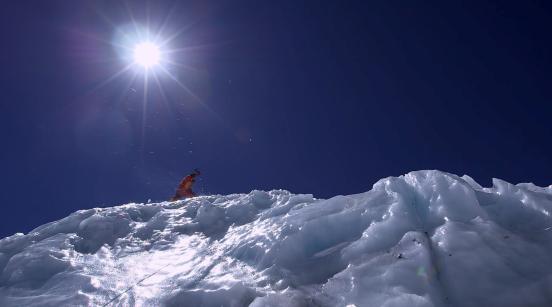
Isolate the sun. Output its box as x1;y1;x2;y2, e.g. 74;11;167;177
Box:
133;42;160;68
94;10;217;158
106;21;208;106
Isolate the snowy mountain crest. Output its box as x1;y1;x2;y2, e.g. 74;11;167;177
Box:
1;170;552;306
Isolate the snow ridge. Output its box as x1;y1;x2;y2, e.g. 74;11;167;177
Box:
1;170;552;307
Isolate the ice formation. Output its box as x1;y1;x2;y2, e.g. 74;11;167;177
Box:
1;170;552;306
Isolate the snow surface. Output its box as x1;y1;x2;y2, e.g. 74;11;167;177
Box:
1;170;552;307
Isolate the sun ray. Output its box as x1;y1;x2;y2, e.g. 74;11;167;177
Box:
158;66;201;102
67;27;130;51
91;63;134;92
154;1;179;44
124;0;141;38
151;71;172;115
158;66;223;122
146;1;151;39
163;41;231;54
158;23;197;48
139;71;150;164
94;6;126;35
160;60;204;73
120;71;139;105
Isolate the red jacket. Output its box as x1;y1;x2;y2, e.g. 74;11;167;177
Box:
175;175;196;198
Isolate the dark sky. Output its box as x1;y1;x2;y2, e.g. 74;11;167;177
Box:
1;0;551;237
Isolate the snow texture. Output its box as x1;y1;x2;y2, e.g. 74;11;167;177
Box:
1;170;552;307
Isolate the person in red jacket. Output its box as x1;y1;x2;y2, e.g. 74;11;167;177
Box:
170;169;200;201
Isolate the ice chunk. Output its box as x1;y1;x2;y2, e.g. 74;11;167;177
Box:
1;171;552;307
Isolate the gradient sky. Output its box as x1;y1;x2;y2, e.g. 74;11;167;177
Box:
1;0;551;237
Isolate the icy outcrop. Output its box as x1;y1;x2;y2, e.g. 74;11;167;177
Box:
1;170;552;307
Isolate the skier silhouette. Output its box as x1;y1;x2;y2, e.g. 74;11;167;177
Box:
170;169;200;201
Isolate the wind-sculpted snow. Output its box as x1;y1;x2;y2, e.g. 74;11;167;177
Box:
1;171;552;307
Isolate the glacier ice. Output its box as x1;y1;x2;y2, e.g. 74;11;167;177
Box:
1;170;552;306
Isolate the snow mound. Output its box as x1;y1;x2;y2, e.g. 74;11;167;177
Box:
1;170;552;307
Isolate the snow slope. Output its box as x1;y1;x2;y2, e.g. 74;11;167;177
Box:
1;170;552;307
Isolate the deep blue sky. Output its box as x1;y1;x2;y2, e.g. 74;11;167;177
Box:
1;0;551;237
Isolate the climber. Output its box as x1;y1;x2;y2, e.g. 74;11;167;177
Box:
170;169;201;201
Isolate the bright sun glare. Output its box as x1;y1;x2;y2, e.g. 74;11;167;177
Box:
133;42;160;68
